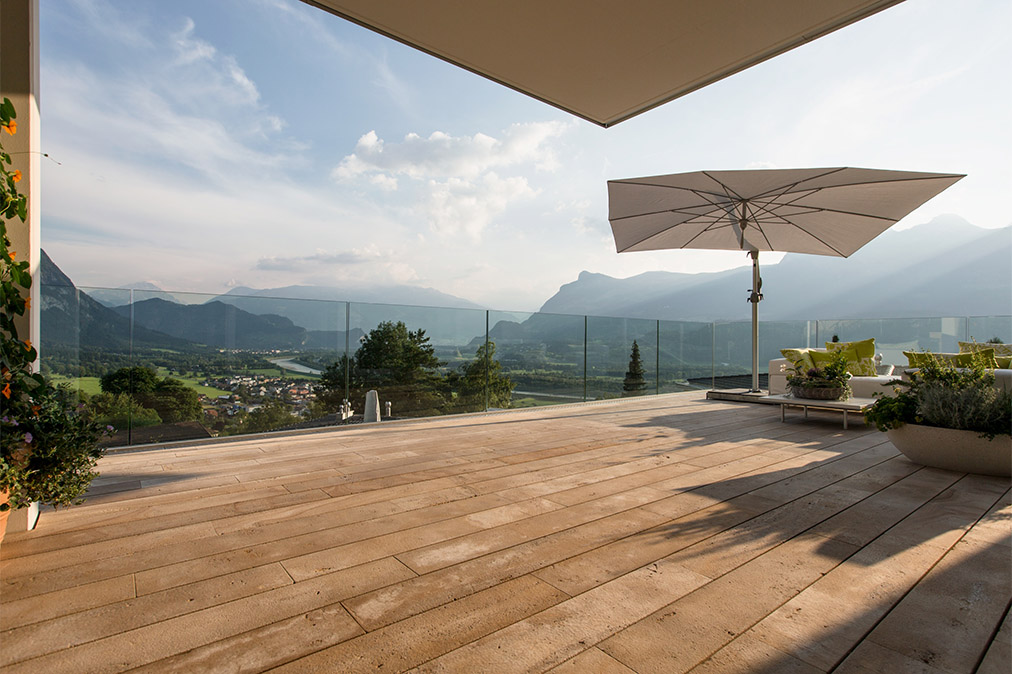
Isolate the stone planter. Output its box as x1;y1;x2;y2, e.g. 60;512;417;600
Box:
887;423;1012;477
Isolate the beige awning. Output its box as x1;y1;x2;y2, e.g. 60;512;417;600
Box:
300;0;904;127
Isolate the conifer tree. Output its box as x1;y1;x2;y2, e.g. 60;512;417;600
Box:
622;340;648;396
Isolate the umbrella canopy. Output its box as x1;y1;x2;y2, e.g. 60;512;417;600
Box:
608;167;965;391
300;0;903;127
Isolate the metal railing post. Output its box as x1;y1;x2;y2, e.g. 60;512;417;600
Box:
344;303;351;403
484;310;490;412
711;322;715;390
583;315;588;402
128;288;134;446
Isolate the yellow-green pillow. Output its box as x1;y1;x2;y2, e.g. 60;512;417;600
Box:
959;341;1012;357
827;338;875;359
997;356;1012;369
810;347;867;377
904;351;935;367
809;349;840;366
780;348;815;370
827;339;876;376
963;348;998;368
903;350;997;368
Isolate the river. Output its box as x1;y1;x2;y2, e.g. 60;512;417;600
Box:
268;358;323;375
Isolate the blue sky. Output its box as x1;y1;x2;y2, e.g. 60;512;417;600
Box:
39;0;1011;310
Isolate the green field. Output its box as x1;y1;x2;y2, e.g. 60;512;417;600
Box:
49;374;103;396
250;367;320;381
154;368;233;396
49;372;232;398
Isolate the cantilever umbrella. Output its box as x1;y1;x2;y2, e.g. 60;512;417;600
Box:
608;167;965;392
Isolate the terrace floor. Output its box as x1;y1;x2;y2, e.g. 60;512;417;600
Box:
1;392;1009;673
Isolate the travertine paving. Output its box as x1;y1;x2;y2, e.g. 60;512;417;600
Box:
1;392;1009;673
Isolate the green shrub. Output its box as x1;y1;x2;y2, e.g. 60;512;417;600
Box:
865;350;1011;440
1;97;106;510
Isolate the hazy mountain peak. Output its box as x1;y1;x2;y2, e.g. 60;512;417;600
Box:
538;218;1011;321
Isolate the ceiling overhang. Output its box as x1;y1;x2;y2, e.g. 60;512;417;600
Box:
299;0;904;127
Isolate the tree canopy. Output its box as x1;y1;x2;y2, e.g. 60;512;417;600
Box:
314;323;514;417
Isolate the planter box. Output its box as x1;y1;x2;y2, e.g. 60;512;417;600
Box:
887;424;1012;477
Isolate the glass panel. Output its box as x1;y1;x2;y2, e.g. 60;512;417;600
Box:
711;319;814;390
347;302;487;418
66;288;350;445
488;310;585;408
585;316;657;400
817;317;965;367
43;285;133;448
966;316;1012;346
658;320;715;392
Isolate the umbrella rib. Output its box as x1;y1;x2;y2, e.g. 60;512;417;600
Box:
742;197;849;256
611;179;730;200
742;200;775;251
751;171;963;199
748;167;846;200
609;205;724;223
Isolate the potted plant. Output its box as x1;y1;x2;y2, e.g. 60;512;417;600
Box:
864;351;1012;476
786;349;852;400
1;98;107;541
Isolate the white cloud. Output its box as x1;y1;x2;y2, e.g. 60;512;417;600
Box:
370;174;398;191
172;18;216;64
334;122;567;181
425;173;537;240
333;123;566;239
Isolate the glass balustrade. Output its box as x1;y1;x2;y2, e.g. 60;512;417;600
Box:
489;310;585;408
37;283;1011;448
658;320;713;392
585;316;658;400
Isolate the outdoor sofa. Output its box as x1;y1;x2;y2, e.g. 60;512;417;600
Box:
768;338;899;398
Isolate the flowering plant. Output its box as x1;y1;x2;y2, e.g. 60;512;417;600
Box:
1;98;105;514
785;349;852;398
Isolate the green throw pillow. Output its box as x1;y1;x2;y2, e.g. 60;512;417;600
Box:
960;348;998;368
997;355;1012;369
959;341;1012;357
903;350;998;368
826;338;875;359
809;349;840;366
810;347;870;377
780;348;814;370
903;351;934;367
827;339;876;376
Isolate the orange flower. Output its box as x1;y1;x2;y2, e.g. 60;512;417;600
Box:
2;119;15;135
23;339;32;350
24;296;31;310
2;383;9;399
11;169;21;183
7;250;14;261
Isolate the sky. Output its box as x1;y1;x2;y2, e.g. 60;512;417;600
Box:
38;0;1012;311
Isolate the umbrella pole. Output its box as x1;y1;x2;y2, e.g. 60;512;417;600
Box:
748;250;762;392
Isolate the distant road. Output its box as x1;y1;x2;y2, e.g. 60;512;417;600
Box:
268;358;322;375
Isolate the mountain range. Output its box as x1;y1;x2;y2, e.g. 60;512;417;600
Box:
39;215;1010;353
539;216;1011;321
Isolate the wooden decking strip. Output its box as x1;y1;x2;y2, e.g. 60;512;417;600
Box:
1;392;1008;673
